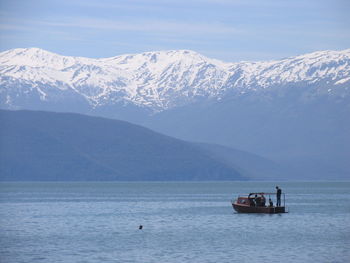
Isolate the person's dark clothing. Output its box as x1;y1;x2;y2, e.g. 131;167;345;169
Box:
255;198;259;206
254;195;260;207
276;188;282;206
250;198;255;207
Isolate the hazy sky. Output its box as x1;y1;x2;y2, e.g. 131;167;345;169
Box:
0;0;349;61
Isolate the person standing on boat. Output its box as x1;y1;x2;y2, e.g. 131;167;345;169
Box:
276;186;282;206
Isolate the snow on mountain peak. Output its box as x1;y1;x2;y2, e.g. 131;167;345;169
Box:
1;48;349;111
0;47;78;70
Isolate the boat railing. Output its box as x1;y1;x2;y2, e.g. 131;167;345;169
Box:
233;193;286;208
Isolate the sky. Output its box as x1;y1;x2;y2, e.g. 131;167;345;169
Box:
0;0;349;62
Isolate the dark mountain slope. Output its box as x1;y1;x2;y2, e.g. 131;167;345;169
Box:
0;110;245;181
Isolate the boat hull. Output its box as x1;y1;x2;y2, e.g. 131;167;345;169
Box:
232;203;286;214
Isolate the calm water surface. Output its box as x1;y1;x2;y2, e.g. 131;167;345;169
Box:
0;182;349;263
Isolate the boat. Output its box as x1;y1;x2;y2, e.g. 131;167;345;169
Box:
232;192;287;214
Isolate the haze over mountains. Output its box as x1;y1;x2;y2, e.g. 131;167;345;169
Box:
1;48;349;180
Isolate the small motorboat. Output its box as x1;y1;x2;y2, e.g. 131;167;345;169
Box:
232;192;287;214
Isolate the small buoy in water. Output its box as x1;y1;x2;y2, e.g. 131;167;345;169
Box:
139;225;143;230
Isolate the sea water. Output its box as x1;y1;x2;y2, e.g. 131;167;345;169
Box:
0;182;349;263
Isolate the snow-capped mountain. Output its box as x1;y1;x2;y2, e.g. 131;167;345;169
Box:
1;48;349;113
1;48;350;180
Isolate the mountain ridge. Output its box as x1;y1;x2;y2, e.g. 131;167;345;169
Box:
0;109;249;181
1;48;349;180
1;47;349;114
